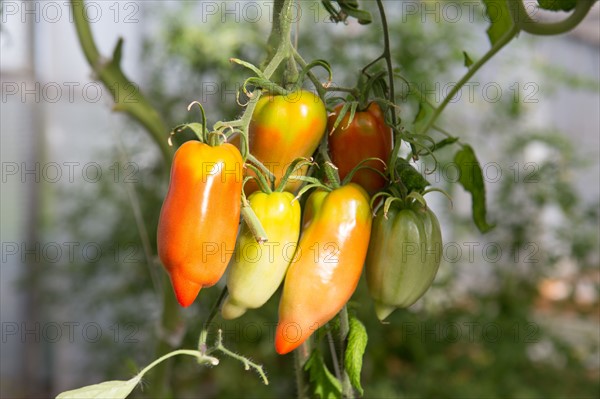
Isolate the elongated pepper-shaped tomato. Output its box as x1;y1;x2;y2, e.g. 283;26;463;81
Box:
221;191;301;319
275;184;372;355
157;141;243;307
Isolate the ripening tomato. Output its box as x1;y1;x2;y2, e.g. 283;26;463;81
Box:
222;191;301;319
275;183;372;354
328;102;393;195
246;90;327;193
157;141;243;307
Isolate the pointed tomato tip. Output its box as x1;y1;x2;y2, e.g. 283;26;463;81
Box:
274;338;296;355
274;322;304;355
169;272;202;307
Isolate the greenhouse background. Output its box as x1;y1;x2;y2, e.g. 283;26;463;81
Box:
1;1;598;398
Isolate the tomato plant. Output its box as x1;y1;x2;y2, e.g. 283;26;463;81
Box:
59;0;597;398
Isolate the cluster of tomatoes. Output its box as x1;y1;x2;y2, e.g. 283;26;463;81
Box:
157;90;442;355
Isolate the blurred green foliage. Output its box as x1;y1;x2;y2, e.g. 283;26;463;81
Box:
43;1;598;398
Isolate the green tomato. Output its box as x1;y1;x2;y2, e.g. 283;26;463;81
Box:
222;191;301;319
365;202;443;320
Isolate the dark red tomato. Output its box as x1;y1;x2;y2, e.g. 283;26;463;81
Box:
328;102;393;195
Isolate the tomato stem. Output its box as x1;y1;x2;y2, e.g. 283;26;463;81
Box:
323;162;341;189
372;0;404;182
241;199;269;244
338;306;354;398
198;287;229;352
508;0;594;36
294;342;310;399
277;158;315;192
245;164;274;194
247;154;276;188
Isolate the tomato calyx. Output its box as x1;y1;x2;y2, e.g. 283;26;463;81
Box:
169;101;244;149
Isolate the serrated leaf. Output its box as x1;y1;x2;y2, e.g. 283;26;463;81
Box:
395;158;430;193
463;51;474;68
538;0;576;11
304;350;342;399
454;145;495;233
56;377;141;399
481;0;513;45
344;316;368;396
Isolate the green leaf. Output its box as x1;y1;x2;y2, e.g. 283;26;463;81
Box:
322;0;372;24
342;6;372;25
181;123;205;141
344;316;368;396
304;350;342;399
412;102;435;134
537;0;577;11
430;137;459;152
454;145;495;233
414;102;428;124
56;377;141;399
395;158;430;193
481;0;513;45
463;51;474;68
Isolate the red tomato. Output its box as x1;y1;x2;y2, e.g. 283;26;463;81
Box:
328;102;393;195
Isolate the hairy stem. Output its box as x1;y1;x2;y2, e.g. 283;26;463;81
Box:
198;287;229;352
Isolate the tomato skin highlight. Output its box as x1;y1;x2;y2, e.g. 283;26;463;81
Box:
275;183;372;355
365;203;442;320
157;141;243;307
247;90;327;193
222;191;301;319
328;102;393;196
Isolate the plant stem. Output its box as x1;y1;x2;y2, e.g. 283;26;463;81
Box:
230;0;295;163
241;201;269;243
327;331;342;381
138;349;218;380
416;24;520;139
373;0;404;181
339;306;353;398
294;342;310;399
198;287;229;352
508;0;595;36
70;0;172;165
213;330;269;385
